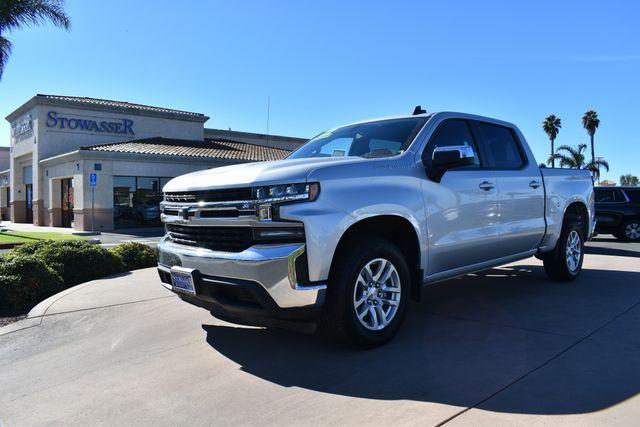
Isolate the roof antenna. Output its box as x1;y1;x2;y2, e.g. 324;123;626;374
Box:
413;105;426;115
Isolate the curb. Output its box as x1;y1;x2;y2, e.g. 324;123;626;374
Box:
0;242;20;249
27;280;98;319
1;282;94;337
27;270;140;319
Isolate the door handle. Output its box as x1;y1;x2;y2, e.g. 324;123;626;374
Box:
479;181;495;191
529;180;542;189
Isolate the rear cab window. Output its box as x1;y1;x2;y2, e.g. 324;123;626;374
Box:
475;121;525;169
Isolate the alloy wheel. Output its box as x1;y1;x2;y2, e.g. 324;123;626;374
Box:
352;258;402;331
625;222;640;240
565;230;582;272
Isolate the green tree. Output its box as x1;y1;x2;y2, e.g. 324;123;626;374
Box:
543;114;562;168
0;0;70;80
620;174;639;186
550;143;609;182
582;110;600;165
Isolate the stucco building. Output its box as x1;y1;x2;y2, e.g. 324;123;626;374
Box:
2;94;305;231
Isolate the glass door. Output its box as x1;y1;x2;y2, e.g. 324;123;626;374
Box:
61;179;74;227
113;176;137;228
25;184;33;223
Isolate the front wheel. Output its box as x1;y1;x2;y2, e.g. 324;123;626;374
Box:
542;218;584;281
319;237;411;348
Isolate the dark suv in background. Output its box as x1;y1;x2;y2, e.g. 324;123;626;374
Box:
594;187;640;241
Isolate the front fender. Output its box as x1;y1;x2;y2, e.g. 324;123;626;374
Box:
280;162;428;281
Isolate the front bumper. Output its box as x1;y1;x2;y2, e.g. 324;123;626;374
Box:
157;236;326;321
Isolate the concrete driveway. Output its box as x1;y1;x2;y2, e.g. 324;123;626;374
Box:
1;238;639;426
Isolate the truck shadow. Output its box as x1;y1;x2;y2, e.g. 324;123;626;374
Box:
202;264;640;415
584;245;639;258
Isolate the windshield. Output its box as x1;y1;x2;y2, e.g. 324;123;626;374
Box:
289;117;428;159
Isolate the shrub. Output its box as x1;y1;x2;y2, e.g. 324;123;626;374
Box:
110;242;157;271
8;240;50;257
7;240;125;286
0;256;64;310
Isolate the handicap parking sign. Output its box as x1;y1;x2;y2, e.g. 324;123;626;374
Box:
90;173;97;188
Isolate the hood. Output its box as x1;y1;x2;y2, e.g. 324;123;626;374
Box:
163;156;364;192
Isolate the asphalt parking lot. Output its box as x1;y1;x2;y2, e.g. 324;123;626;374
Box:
1;236;639;426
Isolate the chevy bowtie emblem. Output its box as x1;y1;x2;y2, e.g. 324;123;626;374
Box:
179;208;190;220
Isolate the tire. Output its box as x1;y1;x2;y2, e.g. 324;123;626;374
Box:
618;219;640;242
319;237;411;348
542;217;584;281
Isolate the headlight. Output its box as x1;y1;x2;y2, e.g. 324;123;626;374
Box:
254;182;320;203
254;183;319;222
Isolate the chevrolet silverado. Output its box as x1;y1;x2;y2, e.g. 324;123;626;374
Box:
158;111;595;347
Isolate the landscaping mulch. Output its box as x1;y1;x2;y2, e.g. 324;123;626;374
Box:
0;313;28;328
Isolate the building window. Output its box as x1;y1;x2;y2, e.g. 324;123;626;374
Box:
113;176;171;228
23;165;33;185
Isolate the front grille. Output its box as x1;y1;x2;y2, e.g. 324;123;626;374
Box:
199;210;242;218
162;208;248;218
167;224;253;252
164;187;254;203
162;208;195;218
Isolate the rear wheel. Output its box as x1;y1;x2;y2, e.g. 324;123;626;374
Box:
319;237;410;348
543;217;584;281
619;219;640;242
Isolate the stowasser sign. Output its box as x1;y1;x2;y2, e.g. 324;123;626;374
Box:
46;111;135;135
11;114;32;137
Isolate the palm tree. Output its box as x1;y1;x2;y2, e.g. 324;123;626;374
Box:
550;144;609;182
0;0;70;80
582;110;600;164
542;114;561;167
584;159;609;183
551;144;587;169
620;174;639;186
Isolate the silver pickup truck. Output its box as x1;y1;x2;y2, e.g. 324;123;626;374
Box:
158;111;595;347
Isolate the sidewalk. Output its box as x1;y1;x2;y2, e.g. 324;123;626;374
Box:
1;250;640;425
0;221;79;234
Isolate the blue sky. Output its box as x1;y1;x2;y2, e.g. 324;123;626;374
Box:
1;0;639;182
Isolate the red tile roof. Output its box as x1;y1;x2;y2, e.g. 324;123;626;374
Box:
36;94;205;118
81;137;292;162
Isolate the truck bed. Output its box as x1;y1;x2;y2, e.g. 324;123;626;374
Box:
539;168;595;251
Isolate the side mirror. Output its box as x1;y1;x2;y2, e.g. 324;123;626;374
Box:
427;145;475;182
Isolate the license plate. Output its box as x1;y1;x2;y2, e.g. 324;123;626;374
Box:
170;267;196;295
